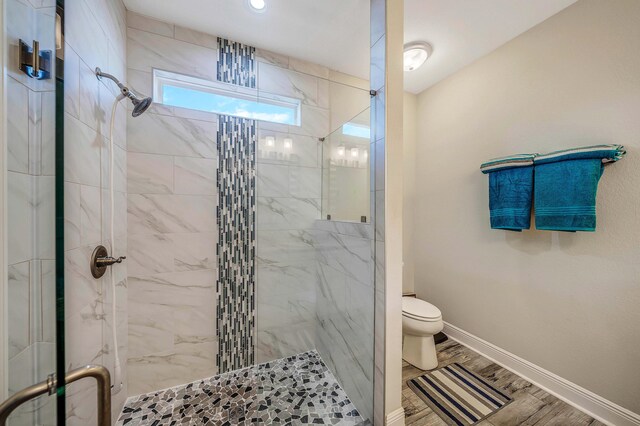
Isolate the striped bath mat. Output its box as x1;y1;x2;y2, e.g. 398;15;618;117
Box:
407;363;512;426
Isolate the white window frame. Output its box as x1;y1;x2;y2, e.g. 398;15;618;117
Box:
153;69;301;126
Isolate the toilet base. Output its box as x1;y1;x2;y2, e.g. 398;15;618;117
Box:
403;334;438;370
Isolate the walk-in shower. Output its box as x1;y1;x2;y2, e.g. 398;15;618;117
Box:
1;1;379;424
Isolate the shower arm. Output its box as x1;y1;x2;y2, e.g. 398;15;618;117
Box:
95;67;152;118
95;67;133;98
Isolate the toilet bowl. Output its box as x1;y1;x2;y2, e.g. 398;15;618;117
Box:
402;296;443;370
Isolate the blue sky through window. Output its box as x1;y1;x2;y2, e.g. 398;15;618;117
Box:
162;84;298;125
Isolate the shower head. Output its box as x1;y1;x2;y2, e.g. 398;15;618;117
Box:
95;67;152;117
130;95;153;117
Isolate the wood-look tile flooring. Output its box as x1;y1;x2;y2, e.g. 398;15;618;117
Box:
403;339;605;426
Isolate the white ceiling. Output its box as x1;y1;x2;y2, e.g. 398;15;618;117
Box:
404;0;577;93
123;0;577;95
122;0;371;79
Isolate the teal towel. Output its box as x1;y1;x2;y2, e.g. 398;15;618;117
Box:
488;168;534;231
481;154;537;231
533;145;625;231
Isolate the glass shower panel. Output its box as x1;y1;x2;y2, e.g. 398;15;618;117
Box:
254;64;371;363
256;64;375;422
316;83;374;421
321;106;371;222
254;60;327;364
2;0;61;423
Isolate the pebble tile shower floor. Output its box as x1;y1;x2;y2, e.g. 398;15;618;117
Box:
116;351;365;425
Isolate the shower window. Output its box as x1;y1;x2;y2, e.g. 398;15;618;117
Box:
153;69;301;125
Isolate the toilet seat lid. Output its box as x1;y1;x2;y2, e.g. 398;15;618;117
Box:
402;297;442;321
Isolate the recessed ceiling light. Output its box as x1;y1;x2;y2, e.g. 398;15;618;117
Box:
403;42;433;72
248;0;266;12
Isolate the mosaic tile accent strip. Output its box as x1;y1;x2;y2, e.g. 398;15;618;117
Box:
217;37;256;88
216;36;258;373
217;115;257;373
117;351;365;425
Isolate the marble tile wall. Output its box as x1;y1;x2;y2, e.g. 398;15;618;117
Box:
64;0;129;422
125;12;219;396
4;0;57;424
312;220;375;421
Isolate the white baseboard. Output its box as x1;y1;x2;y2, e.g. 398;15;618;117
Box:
443;322;640;426
386;407;405;426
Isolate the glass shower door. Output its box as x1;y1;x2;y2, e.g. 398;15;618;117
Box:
2;0;62;424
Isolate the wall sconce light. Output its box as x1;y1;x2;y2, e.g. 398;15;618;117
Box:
337;145;345;157
283;137;293;150
265;136;275;147
351;147;359;158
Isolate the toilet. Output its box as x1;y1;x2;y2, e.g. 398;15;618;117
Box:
402;296;444;370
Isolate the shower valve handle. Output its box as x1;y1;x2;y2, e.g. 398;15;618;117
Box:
90;245;125;279
95;256;126;267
